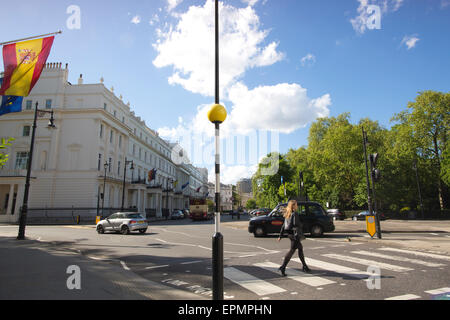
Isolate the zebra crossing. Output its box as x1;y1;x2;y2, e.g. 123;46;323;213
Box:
223;246;450;299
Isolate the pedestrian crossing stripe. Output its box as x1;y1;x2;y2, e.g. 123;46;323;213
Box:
425;287;450;295
224;267;286;296
385;294;421;300
323;254;414;272
379;247;450;261
254;262;336;287
294;257;371;279
352;250;446;268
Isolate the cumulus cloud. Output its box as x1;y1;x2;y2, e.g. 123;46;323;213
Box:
153;0;284;97
167;0;184;12
401;35;420;50
351;0;404;34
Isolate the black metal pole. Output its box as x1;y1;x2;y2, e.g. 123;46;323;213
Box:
121;158;128;211
17;102;39;240
212;0;223;301
369;155;382;239
102;162;107;217
362;128;374;218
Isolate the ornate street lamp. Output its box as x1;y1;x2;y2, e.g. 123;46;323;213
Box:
121;158;134;211
17;102;57;240
207;0;227;301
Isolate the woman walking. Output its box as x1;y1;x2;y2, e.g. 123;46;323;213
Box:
277;200;310;276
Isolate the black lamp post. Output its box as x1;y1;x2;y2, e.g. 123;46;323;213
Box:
207;0;227;301
101;161;109;217
121;158;134;211
17;102;57;240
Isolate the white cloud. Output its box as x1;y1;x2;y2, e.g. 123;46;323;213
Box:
350;0;404;34
167;0;184;12
149;14;160;26
242;0;259;6
401;35;420;50
226;82;331;135
153;0;284;97
300;53;316;67
131;15;141;24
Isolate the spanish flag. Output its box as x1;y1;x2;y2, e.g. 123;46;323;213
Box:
0;36;54;97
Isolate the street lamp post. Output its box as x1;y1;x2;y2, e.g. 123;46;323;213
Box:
101;161;109;218
121;158;134;211
17;102;56;240
207;0;227;301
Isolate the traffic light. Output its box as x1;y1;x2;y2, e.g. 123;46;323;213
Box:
370;153;381;182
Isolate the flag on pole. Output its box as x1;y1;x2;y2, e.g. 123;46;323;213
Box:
0;77;23;116
0;36;54;96
182;182;189;189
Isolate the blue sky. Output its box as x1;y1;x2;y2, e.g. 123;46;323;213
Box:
1;0;449;183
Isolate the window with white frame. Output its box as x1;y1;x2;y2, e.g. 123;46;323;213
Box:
15;152;29;170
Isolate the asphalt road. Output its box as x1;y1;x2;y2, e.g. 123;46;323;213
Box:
0;216;449;300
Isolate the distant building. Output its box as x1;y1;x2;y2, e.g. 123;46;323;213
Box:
237;178;253;208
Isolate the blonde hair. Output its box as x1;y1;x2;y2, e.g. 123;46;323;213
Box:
283;200;298;219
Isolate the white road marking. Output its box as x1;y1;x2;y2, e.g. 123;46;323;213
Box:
224;267;286;296
323;254;414;272
180;260;203;265
351;250;445;268
145;265;170;270
379;247;450;261
120;261;130;271
294;258;370;279
385;294;421;300
254;262;336;287
425;287;450;295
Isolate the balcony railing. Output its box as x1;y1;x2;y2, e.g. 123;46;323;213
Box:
0;169;27;177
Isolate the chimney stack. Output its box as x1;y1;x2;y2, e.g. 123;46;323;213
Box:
78;74;83;85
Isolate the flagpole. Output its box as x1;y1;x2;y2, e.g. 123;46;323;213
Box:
0;31;62;46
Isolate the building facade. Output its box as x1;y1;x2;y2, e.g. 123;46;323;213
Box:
0;63;208;223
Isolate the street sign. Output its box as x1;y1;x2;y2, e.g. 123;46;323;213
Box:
366;215;376;238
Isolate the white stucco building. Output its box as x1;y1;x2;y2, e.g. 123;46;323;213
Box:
0;63;207;223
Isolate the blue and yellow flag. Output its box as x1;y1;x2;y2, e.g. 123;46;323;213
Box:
0;78;23;116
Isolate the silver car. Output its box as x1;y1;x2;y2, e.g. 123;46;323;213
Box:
96;212;148;235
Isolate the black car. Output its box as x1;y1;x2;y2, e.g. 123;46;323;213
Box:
327;209;346;220
248;202;335;238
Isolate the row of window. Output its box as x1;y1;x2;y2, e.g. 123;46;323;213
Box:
24;99;52;110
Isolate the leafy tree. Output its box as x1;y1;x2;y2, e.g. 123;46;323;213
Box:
0;138;14;167
392;91;449;210
245;199;257;209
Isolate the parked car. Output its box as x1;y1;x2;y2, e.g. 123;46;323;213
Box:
96;212;148;235
327;209;346;220
250;208;271;217
352;211;386;221
182;209;190;218
171;210;185;220
248;202;335;238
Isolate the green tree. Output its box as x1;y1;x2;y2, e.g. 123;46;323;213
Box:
0;138;14;167
393;91;449;210
245;199;257;209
